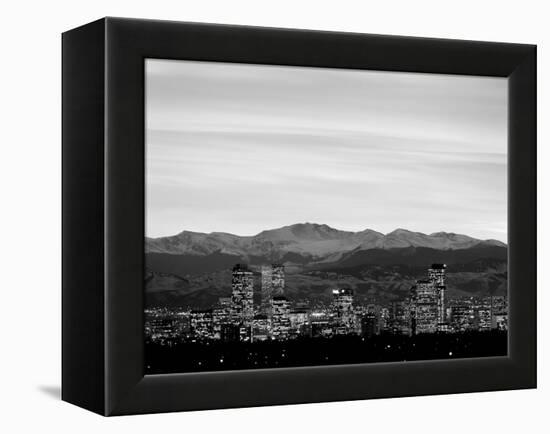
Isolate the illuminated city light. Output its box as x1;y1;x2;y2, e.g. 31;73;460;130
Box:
145;263;508;348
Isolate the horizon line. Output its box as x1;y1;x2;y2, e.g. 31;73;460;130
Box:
146;222;507;243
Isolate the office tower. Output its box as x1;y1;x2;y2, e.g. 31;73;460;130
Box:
271;296;291;340
261;264;285;314
476;297;492;331
260;265;272;314
310;311;333;338
361;312;378;338
251;314;270;342
144;308;192;343
212;297;233;340
289;308;309;338
409;286;417;335
231;264;254;327
413;280;438;334
428;263;447;327
332;288;355;335
389;301;411;335
379;307;390;333
449;298;475;332
271;264;285;295
190;309;214;340
364;304;382;335
145;311;178;342
220;323;240;343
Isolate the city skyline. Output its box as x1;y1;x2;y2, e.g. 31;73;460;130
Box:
146;59;507;242
147;261;508;343
145;260;508;373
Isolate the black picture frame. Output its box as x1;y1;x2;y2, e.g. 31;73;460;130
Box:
62;17;536;416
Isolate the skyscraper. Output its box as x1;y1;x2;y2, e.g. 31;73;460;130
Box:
251;314;270;342
190;309;214;340
271;264;285;296
389;300;412;336
409;286;417;335
361;312;378;338
271;296;291;340
231;264;254;327
212;297;232;339
261;264;285;315
449;298;475;332
331;288;355;335
428;263;447;327
413;280;438;334
477;297;493;331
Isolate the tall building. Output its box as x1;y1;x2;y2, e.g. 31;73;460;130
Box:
260;265;272;314
428;263;447;327
413;280;438;334
190;309;214;340
271;264;285;295
379;307;390;334
212;297;232;339
409;286;417;335
220;323;240;343
231;264;254;327
448;297;484;332
449;301;475;332
389;301;411;335
271;296;291;340
251;314;270;342
261;264;285;314
332;288;355;335
361;312;378;338
476;297;492;331
310;311;333;338
289;308;309;338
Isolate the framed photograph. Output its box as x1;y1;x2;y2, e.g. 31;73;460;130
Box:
62;17;536;416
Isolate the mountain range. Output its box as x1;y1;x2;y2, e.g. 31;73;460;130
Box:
146;223;505;258
145;223;507;308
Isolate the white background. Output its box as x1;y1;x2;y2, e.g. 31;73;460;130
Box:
0;1;546;432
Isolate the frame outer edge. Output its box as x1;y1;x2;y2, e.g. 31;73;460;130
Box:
62;18;107;415
508;46;537;388
100;18;537;415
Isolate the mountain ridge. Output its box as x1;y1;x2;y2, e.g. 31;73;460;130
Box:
146;223;506;259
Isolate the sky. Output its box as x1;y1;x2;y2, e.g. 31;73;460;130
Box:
146;59;507;242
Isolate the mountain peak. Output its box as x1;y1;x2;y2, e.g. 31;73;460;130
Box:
430;231;456;237
387;228;415;236
257;222;349;243
289;222;338;231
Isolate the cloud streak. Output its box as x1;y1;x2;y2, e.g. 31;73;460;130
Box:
146;59;507;242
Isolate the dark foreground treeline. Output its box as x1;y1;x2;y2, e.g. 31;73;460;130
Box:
145;330;507;374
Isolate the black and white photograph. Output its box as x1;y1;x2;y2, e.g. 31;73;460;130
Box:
0;0;541;429
144;59;509;374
